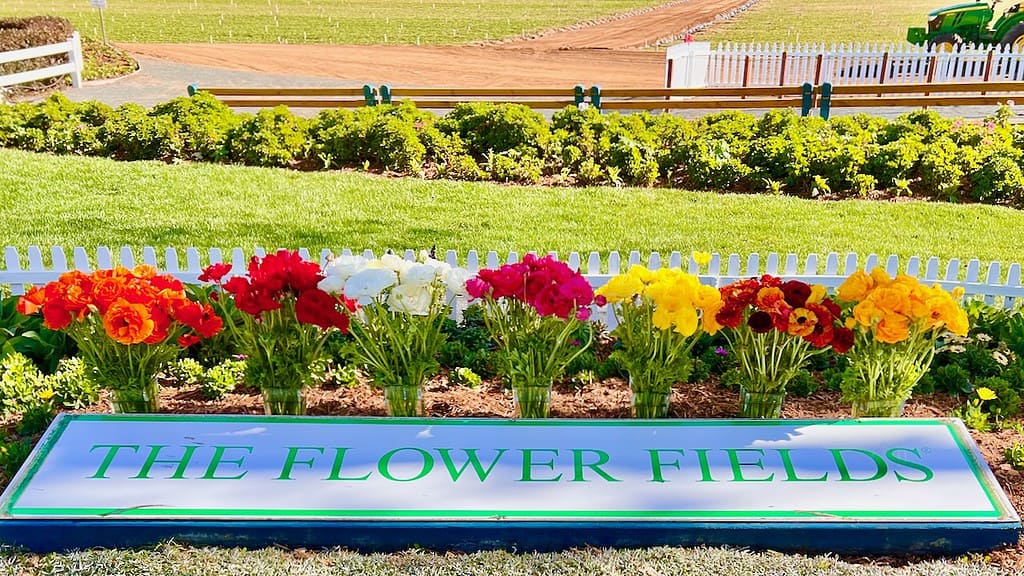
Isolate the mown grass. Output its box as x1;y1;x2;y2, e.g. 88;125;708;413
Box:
0;0;664;45
697;0;943;46
1;148;1022;269
0;542;1009;576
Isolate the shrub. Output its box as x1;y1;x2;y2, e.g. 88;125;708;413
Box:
308;103;432;173
100;103;180;160
0;438;33;482
438;102;550;161
151;93;239;161
202;359;245;400
48;357;98;410
0;353;48;417
225;106;308;167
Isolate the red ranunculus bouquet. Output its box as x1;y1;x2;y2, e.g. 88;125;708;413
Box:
18;265;223;413
717;275;853;417
200;250;355;415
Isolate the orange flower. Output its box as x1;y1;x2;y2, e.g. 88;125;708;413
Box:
16;285;45;316
91;276;127;313
837;270;874;303
875;313;910;344
786;307;818;338
102;300;155;345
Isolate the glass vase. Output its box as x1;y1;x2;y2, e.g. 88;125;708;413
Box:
851;396;908;418
261;386;307;416
512;384;551;418
739;385;785;418
384;384;423;417
109;378;161;414
631;389;671;419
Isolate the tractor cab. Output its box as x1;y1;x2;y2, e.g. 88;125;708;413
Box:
908;0;1024;49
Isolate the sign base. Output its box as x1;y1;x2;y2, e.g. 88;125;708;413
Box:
0;414;1018;554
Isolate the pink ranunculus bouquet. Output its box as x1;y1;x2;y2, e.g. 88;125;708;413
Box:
467;254;596;418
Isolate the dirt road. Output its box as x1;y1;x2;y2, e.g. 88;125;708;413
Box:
119;0;750;88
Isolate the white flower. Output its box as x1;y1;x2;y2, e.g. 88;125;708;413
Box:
401;262;441;287
387;283;433;315
323;255;368;282
380;253;411;274
993;351;1009;366
422;257;451;274
344;268;397;301
443;267;473;296
976;333;992;342
317;273;346;295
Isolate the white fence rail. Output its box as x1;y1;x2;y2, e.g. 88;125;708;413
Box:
0;31;83;89
703;42;1024;87
3;246;1022;328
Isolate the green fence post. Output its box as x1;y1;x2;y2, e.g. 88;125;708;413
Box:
819;82;832;120
800;82;813;117
187;83;199;97
574;84;585;106
364;84;378;106
589;85;601;111
378;84;391;106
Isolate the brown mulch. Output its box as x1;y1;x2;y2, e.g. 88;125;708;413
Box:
73;376;1024;571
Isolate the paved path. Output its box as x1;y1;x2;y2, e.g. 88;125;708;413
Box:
63;56;366;109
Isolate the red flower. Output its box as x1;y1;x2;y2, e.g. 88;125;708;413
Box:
295;289;350;332
715;303;745;329
175;302;224;339
747;311;774;333
177;334;201;348
831;326;855;354
16;285;45;316
780;280;812;308
199;263;234;284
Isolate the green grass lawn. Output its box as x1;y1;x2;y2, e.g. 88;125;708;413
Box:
1;148;1021;269
0;0;665;44
697;0;945;46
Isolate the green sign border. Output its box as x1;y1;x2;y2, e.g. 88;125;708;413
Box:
0;415;1011;522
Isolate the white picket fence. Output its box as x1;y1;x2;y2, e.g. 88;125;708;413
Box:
3;247;1022;329
0;31;83;89
705;42;1024;87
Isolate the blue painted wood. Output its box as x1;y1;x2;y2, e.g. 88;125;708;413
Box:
0;519;1017;554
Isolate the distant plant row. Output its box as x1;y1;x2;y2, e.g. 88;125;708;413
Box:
2;93;1024;207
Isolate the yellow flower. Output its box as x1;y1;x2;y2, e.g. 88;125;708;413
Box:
870;267;893;287
837;270;874;303
952;286;966;299
651;306;674;331
39;389;55;401
786;307;818;337
875;313;910;344
701;300;724;335
672;306;699;337
596;274;644;303
627;265;654;284
976;387;997;401
692;251;712;267
806;284;827;305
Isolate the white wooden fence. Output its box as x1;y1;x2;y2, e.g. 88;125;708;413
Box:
0;32;83;89
704;42;1024;88
2;247;1021;328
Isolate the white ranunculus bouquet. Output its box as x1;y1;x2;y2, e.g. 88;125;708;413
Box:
318;251;470;416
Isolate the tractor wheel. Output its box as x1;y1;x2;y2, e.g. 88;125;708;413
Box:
928;33;964;52
1001;24;1024;52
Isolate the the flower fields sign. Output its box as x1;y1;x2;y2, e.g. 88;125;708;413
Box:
0;415;1018;553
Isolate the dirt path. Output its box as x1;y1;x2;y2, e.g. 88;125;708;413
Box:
118;0;751;88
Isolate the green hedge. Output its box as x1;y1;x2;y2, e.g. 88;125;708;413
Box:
3;93;1024;207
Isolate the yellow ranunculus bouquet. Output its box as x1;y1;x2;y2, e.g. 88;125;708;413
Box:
837;268;969;417
596;265;723;418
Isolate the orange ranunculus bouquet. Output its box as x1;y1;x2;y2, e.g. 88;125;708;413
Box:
17;266;223;413
836;268;969;417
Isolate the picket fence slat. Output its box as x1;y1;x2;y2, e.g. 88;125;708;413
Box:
701;42;1024;87
2;248;1023;328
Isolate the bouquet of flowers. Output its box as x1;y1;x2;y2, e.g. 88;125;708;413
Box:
318;251;471;416
467;254;596;418
717;275;853;418
596;265;723;418
18;266;223;413
836;268;969;417
199;250;354;415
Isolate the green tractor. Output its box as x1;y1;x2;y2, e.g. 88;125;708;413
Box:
907;1;1024;51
